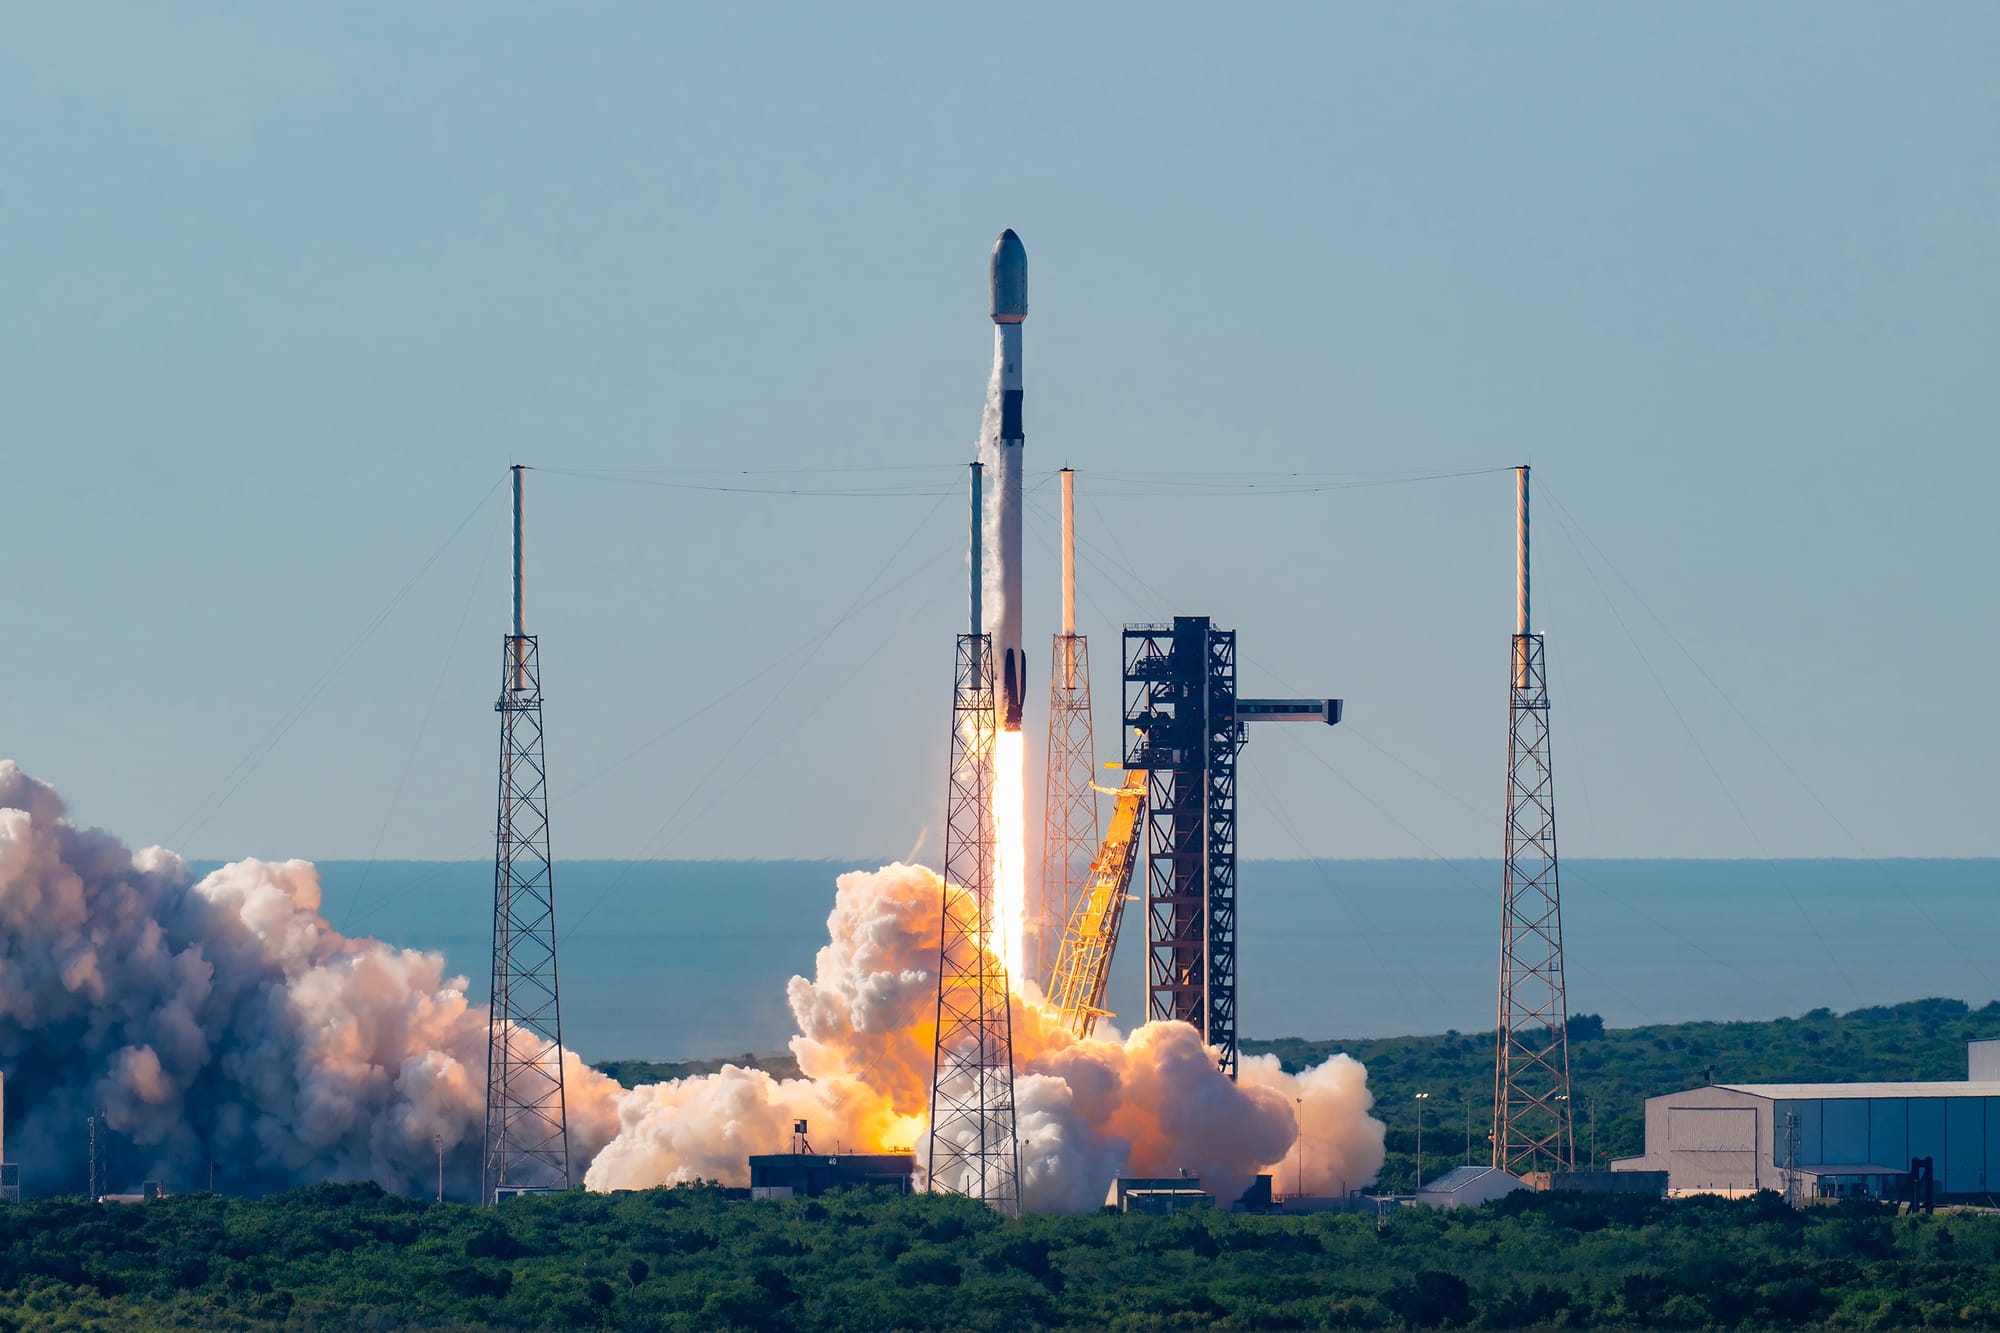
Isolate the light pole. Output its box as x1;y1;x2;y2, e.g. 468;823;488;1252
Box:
1555;1094;1570;1171
1588;1097;1598;1168
1464;1098;1473;1163
1414;1092;1430;1193
1295;1097;1305;1199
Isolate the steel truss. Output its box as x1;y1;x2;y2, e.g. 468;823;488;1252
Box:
483;633;570;1203
1039;633;1098;990
1493;630;1575;1173
1044;769;1146;1038
927;633;1021;1215
1125;618;1242;1080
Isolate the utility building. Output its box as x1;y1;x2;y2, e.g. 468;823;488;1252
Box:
1110;1176;1212;1213
748;1152;916;1200
1613;1040;2000;1200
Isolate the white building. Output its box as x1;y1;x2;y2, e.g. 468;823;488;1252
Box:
1612;1038;2000;1199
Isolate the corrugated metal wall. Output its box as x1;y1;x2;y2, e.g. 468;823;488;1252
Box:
1775;1095;2000;1192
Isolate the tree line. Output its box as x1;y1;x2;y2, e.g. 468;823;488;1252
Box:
0;1179;1996;1330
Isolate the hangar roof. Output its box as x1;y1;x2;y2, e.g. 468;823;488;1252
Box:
1420;1165;1519;1194
1718;1082;2000;1100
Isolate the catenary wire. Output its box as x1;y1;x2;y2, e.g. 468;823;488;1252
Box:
339;500;507;926
169;475;506;852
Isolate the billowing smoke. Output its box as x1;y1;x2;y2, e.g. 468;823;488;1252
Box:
0;761;1383;1209
586;862;1386;1210
0;761;623;1196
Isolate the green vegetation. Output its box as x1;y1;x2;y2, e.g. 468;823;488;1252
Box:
595;1054;799;1089
1247;997;2000;1192
588;999;2000;1196
3;1181;2000;1330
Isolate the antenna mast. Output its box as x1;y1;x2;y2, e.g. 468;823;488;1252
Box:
483;464;571;1204
1040;468;1098;988
1493;464;1576;1173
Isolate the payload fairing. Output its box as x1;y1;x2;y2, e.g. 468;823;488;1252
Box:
989;228;1027;731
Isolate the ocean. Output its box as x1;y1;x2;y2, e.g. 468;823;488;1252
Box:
293;858;1999;1064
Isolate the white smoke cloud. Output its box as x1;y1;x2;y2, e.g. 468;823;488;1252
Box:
0;761;1384;1210
585;861;1387;1211
1242;1050;1386;1197
0;761;622;1196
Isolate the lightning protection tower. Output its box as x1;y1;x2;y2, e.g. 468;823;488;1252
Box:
928;463;1022;1216
1492;464;1576;1173
483;464;570;1204
1039;468;1098;990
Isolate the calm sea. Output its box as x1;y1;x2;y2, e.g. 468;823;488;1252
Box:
284;859;1999;1063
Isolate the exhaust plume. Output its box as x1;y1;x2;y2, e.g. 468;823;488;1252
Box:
586;862;1386;1210
0;760;1383;1209
0;761;622;1196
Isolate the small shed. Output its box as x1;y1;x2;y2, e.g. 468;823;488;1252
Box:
1109;1176;1212;1213
1415;1166;1530;1209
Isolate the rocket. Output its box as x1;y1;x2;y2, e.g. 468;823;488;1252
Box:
989;228;1027;731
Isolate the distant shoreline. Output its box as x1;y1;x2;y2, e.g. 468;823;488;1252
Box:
279;858;2000;1063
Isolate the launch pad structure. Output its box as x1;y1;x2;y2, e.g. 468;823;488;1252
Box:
1123;618;1341;1080
1044;768;1146;1038
1492;464;1576;1173
483;465;572;1205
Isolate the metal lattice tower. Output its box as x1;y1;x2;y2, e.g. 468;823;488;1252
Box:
1126;617;1242;1078
928;463;1021;1215
484;465;570;1204
1493;464;1575;1174
1040;468;1099;990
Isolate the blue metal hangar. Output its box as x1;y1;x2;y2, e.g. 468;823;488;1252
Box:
1613;1039;2000;1200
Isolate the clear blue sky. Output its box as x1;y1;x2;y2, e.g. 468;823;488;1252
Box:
4;5;1994;862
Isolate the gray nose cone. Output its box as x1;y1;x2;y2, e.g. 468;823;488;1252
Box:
990;229;1026;324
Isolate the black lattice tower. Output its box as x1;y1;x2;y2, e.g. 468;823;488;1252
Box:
928;464;1021;1214
1493;464;1575;1173
484;465;570;1203
1040;468;1099;990
1125;617;1241;1078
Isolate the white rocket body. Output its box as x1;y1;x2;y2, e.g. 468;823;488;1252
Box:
990;229;1027;731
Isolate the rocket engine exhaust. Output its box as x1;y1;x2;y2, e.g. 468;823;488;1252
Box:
586;861;1388;1211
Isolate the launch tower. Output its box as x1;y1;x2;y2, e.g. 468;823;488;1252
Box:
927;463;1021;1215
483;465;571;1204
1039;468;1098;987
1123;618;1340;1080
1492;464;1576;1173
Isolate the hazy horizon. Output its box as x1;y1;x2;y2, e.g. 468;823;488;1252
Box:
285;857;2000;1063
